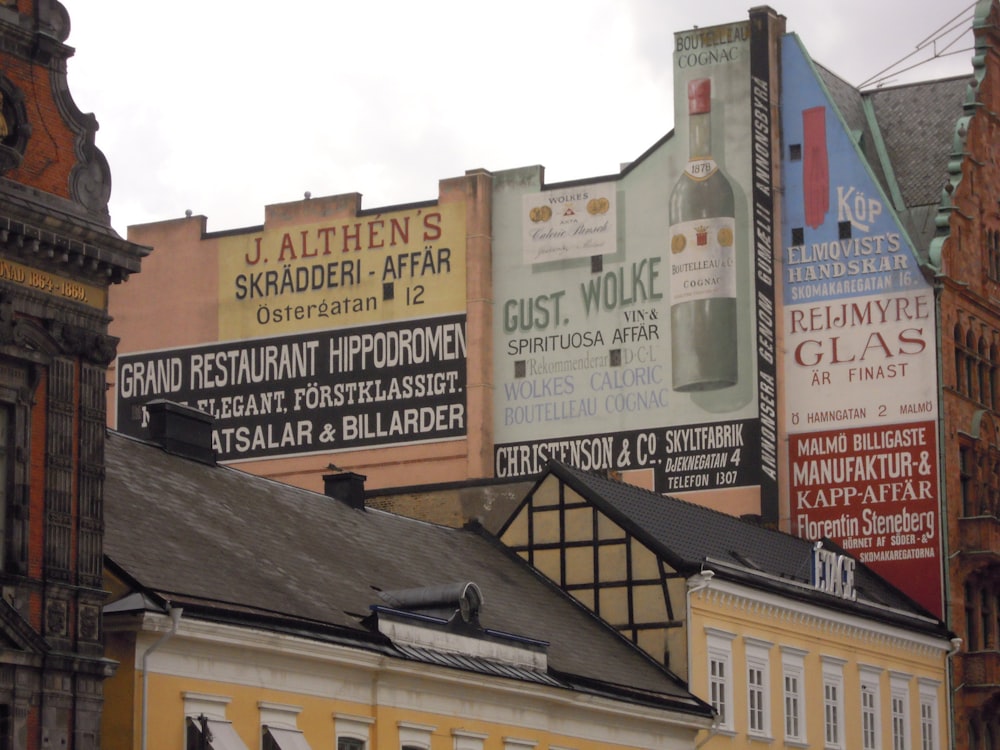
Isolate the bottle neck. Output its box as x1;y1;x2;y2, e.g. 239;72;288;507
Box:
689;111;711;160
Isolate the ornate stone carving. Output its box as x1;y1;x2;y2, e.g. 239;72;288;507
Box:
78;605;99;642
45;599;67;637
46;319;119;365
0;75;30;175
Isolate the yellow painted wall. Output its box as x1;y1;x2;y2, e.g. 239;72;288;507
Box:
139;671;360;748
688;587;949;750
122;668;686;750
102;632;138;750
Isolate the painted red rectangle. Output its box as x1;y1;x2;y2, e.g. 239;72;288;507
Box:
802;106;829;229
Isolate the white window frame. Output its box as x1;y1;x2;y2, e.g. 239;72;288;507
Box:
452;730;488;750
399;722;436;750
260;701;302;730
744;637;773;739
859;665;883;750
335;713;374;750
890;672;911;750
705;628;737;733
781;646;807;744
183;692;248;750
918;679;939;750
502;737;537;750
822;656;846;750
260;702;309;750
184;691;231;722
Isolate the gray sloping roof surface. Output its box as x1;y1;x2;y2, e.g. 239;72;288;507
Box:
865;76;971;208
103;431;701;706
546;462;938;624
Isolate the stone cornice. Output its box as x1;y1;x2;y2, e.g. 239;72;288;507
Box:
694;580;950;658
0;187;150;284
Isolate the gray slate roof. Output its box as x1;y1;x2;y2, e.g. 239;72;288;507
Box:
866;76;971;209
537;462;947;635
103;430;708;714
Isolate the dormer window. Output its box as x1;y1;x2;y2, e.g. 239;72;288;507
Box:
369;583;550;673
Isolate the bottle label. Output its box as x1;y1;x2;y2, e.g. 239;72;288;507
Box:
684;158;719;181
668;216;736;304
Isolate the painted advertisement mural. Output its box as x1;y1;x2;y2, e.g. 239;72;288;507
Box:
493;19;776;504
116;202;468;461
780;36;942;616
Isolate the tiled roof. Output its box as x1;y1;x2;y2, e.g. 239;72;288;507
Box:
542;462;946;633
866;76;971;209
103;430;708;714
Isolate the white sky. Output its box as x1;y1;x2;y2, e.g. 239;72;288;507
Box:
65;1;976;237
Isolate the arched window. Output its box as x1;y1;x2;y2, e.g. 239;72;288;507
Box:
957;324;967;395
992;342;1000;409
961;444;975;516
983;587;993;649
992;453;1000;516
981;337;991;406
990;229;1000;282
967;580;979;650
979;449;992;515
969;329;979;399
965;567;1000;653
995;229;1000;280
996;587;1000;653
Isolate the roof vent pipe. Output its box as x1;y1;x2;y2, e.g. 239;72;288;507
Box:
142;606;183;750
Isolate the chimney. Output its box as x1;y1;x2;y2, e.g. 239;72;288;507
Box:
323;471;367;509
145;400;216;465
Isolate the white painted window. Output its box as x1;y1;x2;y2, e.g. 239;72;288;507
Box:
859;666;882;750
781;646;807;743
183;692;248;750
748;664;765;734
822;657;846;750
745;637;772;738
260;702;311;750
452;730;488;750
399;722;435;750
918;679;940;750
890;672;911;750
502;736;538;750
706;628;736;732
335;713;374;750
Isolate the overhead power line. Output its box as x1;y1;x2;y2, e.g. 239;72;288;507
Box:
859;3;976;89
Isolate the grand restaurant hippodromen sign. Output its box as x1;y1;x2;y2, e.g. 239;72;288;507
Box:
116;201;469;461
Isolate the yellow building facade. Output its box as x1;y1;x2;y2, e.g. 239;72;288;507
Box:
500;462;954;750
687;574;949;749
104;605;706;750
